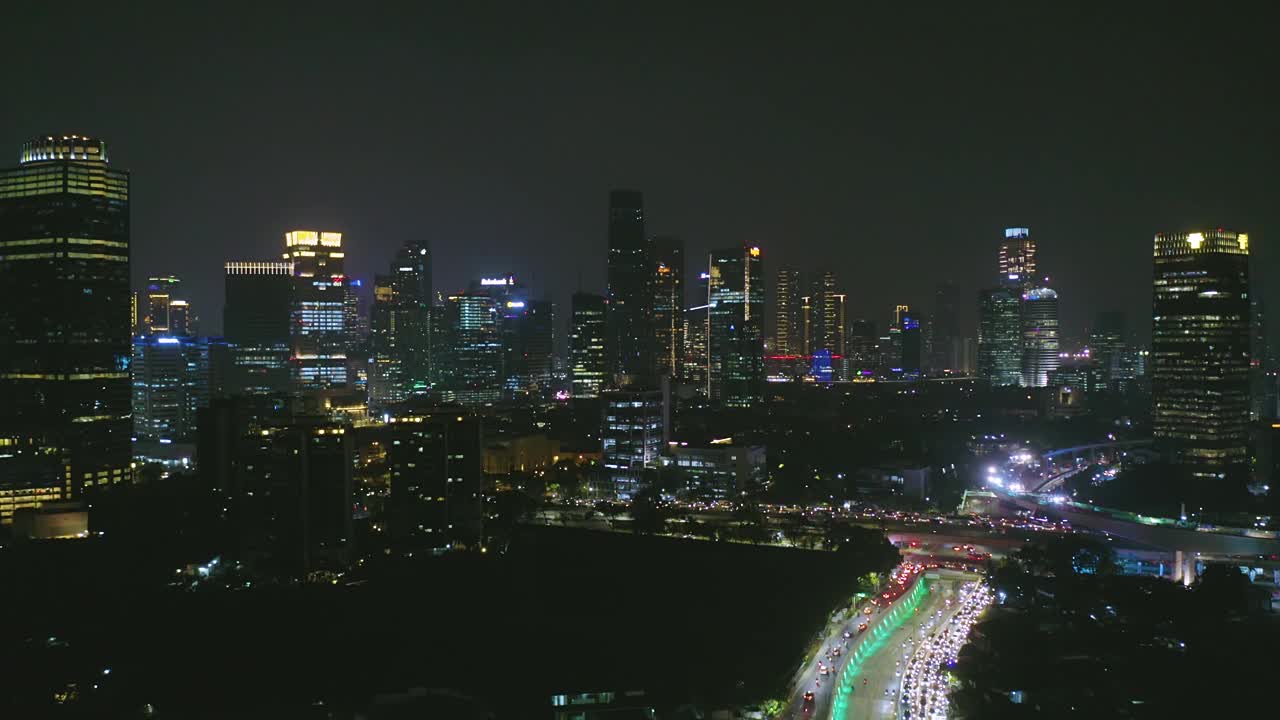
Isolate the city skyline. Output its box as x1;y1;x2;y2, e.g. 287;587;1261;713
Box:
5;5;1275;345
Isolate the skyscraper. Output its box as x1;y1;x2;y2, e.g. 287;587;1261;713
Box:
0;134;132;491
368;274;404;410
283;230;348;390
651;235;684;380
224;261;294;396
816;271;842;355
709;244;765;407
132;335;214;442
1089;311;1130;390
684;270;712;395
1152;229;1251;474
601;386;667;499
605;190;652;383
930;281;963;372
900;310;923;375
1020;286;1060;387
977;287;1022;386
773;267;803;356
998;227;1037;283
570;292;607;398
441;291;502;406
391;240;432;392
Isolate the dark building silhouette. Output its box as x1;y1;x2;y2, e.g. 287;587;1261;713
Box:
382;412;484;551
709;244;764;407
224;261;294;396
605;190;652;384
0;134;132;491
651;235;685;380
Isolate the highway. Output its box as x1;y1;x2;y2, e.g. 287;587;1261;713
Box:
841;571;977;720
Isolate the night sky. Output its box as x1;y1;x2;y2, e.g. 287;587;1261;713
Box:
5;2;1277;344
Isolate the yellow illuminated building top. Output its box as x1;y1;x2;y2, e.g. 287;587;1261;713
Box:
285;230;343;248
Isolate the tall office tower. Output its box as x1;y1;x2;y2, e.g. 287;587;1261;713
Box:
709;244;765;407
930;281;963;372
1089;311;1129;390
383;412;484;550
651;235;685;380
167;299;194;336
848;319;878;372
774;267;803;356
1152;229;1251;473
605;190;653;383
977;287;1022;386
522;299;555;394
893;304;911;328
224;261;294;395
392;240;432;392
342;279;363;353
998;227;1037;283
1020;286;1060;387
140;276;182;333
0;134;132;492
570;292;608;398
683;270;712;395
601;386;668;499
900;310;923;374
833;293;848;380
283;230;348;390
816;271;842;353
131;335;213;442
442;291;502;406
367;274;404;410
801;294;814;356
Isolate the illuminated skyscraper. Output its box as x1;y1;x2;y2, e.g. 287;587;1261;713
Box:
651;235;684;380
368;274;404;409
998;227;1036;283
570;292;607;398
601;386;667;499
391;240;432;392
441;291;502;406
709;244;765;407
224;261;293;395
1020;286;1060;387
816;271;842;354
283;230;348;390
1152;229;1251;473
773;267;803;356
977;287;1022;386
900;310;923;375
605;190;653;383
683;271;712;395
131;335;214;442
0;134;132;491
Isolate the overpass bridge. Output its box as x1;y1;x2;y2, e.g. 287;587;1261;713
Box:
995;488;1280;584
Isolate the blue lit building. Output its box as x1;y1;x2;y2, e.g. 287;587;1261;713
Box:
601;386;668;499
132;335;226;442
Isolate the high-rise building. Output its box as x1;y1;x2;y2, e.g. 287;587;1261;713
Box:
0;134;132;491
816;271;842;354
224;261;294;396
283;230;348;390
709;244;765;407
139;276;182;334
848;319;878;373
1152;229;1251;473
368;274;404;410
774;267;803;356
1089;311;1130;391
601;386;668;499
391;240;432;392
441;291;502;406
998;227;1037;283
900;310;923;375
1020;286;1060;387
570;292;607;398
383;412;483;550
605;190;652;383
651;236;684;380
131;335;218;442
683;270;712;395
977;287;1022;386
930;281;963;372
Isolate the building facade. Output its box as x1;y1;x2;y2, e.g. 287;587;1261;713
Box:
0;134;132;492
977;286;1022;386
651;235;684;380
998;227;1037;283
570;292;607;398
1020;286;1060;388
709;245;765;407
283;230;349;390
1152;229;1251;474
605;190;652;383
601;387;667;499
224;261;294;396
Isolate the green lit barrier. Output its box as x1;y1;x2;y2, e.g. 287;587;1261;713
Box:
831;578;929;719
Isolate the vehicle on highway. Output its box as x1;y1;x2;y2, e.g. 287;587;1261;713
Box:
858;622;868;633
803;691;815;713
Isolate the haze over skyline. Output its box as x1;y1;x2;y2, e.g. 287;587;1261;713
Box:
4;2;1276;341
